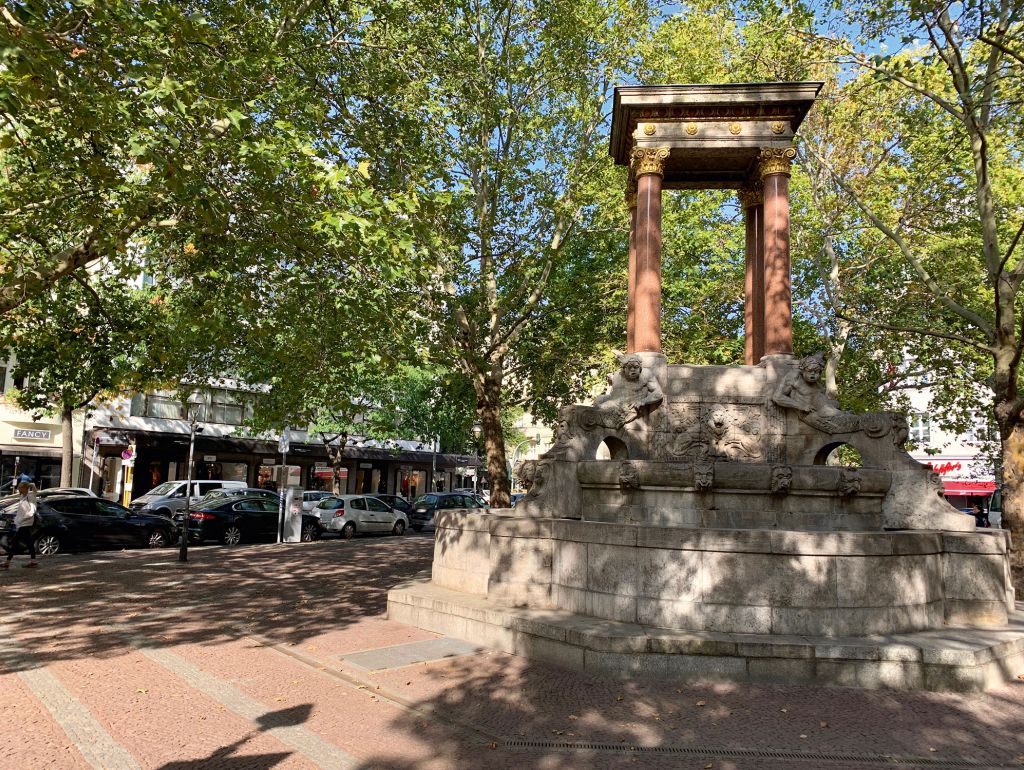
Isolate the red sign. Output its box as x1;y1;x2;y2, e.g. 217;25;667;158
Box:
927;461;962;475
943;480;996;496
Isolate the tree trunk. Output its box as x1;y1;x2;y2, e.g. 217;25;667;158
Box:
477;374;510;508
1001;421;1024;564
60;405;74;487
322;440;348;495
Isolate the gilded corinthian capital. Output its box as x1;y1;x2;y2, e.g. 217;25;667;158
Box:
758;147;797;178
737;183;762;209
630;146;670;177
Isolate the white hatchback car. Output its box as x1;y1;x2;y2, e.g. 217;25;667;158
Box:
314;494;409;538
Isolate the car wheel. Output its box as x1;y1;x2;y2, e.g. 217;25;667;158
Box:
147;529;170;549
221;525;242;546
391;520;406;536
154;508;172;519
34;532;62;556
341;522;356;539
301;522;320;542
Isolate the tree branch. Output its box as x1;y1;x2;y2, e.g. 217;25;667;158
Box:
804;143;995;339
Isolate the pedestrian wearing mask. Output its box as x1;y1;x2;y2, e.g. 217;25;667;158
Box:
3;476;39;569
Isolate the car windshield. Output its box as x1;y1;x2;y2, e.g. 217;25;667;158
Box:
412;494;439;506
147;482;181;496
198;489;233;504
316;498;344;510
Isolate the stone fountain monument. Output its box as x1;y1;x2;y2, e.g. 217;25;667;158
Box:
388;83;1024;691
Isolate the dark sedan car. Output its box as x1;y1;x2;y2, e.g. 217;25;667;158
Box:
408;492;486;532
373;494;413;515
178;496;322;545
1;495;175;555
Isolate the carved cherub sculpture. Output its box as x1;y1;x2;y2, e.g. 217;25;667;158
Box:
593;354;664;428
771;353;860;434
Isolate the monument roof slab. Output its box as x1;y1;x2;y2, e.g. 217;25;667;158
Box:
610;81;823;187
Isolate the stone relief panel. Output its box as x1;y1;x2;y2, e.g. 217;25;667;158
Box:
703;405;763;461
651;402;704;460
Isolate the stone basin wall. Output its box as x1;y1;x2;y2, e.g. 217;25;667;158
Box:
432;512;1013;637
578;460;890;531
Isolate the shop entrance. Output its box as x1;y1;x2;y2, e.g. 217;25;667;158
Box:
355;462;387;495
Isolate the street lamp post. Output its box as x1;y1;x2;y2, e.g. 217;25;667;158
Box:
178;417;202;563
471;423;482;493
277;427;290;543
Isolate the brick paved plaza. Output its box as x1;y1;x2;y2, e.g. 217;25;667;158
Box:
2;536;1024;769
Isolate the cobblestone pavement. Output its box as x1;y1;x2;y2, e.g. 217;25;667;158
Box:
2;535;1024;770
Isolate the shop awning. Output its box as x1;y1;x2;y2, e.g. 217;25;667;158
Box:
943;480;996;496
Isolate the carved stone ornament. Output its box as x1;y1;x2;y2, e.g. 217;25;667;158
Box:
838;468;863;497
769;120;787;134
642;123;656;136
618;461;641;491
770;465;793;495
515;459;538;491
630;146;671;177
694;462;714;493
729;122;742;135
737;184;763;209
685;121;699;135
758;147;797;178
705;407;762;461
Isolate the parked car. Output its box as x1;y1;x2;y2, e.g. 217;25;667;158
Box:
196;487;280;507
452;487;489;506
373;494;413;515
408;492;486;532
1;495;175;555
313;495;409;538
178;495;322;545
36;487;98;498
130;479;248;518
301;490;334;512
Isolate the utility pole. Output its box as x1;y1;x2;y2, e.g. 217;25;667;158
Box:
178;416;200;563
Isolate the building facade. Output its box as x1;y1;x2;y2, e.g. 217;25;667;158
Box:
0;361;87;491
905;388;997;517
86;389;477;506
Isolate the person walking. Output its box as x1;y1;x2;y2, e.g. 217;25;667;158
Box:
3;476;39;569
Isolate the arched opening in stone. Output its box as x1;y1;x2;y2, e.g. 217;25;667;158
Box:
815;442;863;467
595;436;629;461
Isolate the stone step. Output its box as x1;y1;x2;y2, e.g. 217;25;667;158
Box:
387;579;1024;692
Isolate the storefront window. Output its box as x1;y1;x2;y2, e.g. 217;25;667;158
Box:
0;456;60;491
310;466;347;492
257;464;300;492
399;469;426;500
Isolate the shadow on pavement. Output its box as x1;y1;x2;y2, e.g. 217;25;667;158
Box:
0;536;433;670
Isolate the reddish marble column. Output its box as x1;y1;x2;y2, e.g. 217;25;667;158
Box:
740;185;764;364
630;147;669;354
760;148;796;357
626;185;638;353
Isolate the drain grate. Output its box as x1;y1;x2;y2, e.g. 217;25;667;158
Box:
502;739;1006;768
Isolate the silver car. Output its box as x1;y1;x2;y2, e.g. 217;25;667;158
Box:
301;490;334;512
314;494;408;538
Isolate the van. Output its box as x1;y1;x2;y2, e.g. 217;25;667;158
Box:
130;480;247;517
